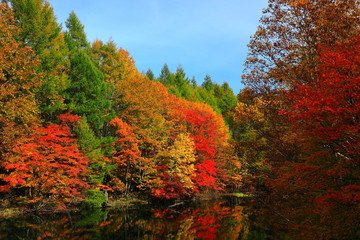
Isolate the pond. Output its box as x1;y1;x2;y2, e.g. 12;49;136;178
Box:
0;196;298;240
3;194;358;240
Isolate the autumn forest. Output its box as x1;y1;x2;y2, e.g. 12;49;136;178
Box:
0;0;359;239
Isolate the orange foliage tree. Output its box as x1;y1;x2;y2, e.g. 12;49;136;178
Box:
109;117;140;194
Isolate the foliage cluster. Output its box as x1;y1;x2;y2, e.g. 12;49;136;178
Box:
231;0;360;238
2;1;358;237
0;1;240;210
146;65;238;121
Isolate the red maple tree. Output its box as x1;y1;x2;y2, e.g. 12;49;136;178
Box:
0;113;89;208
274;36;360;236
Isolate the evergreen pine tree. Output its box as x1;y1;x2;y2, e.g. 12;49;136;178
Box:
8;0;70;121
159;63;174;85
64;12;112;135
190;77;197;88
146;68;155;81
65;11;89;50
202;74;214;91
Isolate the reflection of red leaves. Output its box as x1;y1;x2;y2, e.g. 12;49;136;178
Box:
196;215;216;225
99;221;112;227
41;231;52;238
26;224;41;229
196;227;217;240
58;218;69;225
193;215;218;240
149;201;240;240
152;208;173;218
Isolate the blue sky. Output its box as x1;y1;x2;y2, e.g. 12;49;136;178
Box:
47;0;268;94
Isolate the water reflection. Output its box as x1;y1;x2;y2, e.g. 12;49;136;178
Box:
0;198;292;240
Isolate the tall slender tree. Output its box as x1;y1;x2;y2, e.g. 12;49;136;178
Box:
64;11;89;51
64;12;112;135
7;0;70;120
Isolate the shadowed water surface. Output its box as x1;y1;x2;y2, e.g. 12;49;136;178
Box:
0;197;291;240
1;196;352;240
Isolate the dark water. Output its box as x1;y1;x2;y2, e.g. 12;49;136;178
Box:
4;195;358;240
0;197;297;240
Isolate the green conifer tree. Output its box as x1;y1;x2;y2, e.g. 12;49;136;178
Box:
190;77;197;88
65;11;89;50
146;68;155;81
159;63;174;85
202;74;214;91
64;12;113;135
75;117;112;185
7;0;70;121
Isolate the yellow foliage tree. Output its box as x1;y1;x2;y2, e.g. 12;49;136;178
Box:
168;133;196;190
